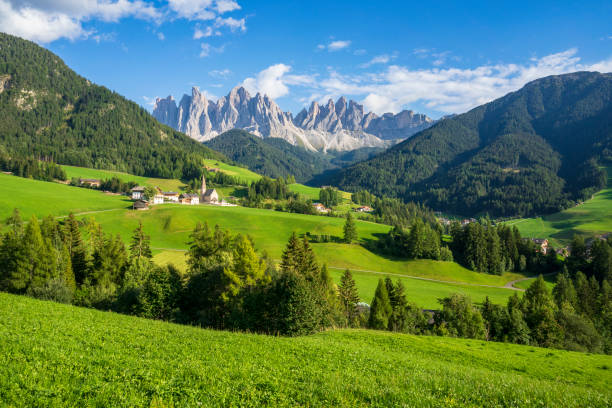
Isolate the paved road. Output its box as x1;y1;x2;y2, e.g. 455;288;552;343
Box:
503;272;557;290
152;248;525;291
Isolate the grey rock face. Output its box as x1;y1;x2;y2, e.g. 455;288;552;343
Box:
153;86;434;151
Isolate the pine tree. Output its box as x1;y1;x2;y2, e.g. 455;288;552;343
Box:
300;236;320;281
280;232;304;275
338;269;360;326
343;212;357;244
552;270;577;310
130;222;152;261
23;215;56;290
0;209;28;292
523;275;562;347
368;278;392;330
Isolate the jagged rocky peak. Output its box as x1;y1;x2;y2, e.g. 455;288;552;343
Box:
152;85;435;151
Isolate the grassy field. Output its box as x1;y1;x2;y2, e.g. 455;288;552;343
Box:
506;166;612;246
1;293;610;407
203;159;262;184
0;174;526;308
62;165;185;191
0;173;130;220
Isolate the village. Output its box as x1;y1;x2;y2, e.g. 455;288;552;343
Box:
128;174;236;210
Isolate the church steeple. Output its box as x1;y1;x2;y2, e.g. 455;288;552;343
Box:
201;173;207;199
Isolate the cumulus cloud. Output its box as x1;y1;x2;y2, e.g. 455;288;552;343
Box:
0;0;160;43
209;68;232;78
318;40;351;52
242;64;316;99
359;54;395;68
240;49;612;116
0;0;245;43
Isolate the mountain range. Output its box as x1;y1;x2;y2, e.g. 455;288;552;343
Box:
152;86;433;152
321;71;612;217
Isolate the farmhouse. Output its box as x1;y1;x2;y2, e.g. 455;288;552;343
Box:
528;238;549;254
152;194;164;205
355;206;373;213
313;203;329;213
131;186;145;200
163;191;180;202
200;175;219;204
132;199;148;210
79;178;101;188
179;193;200;205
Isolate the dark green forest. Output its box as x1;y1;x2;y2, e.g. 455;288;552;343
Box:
322;72;612;217
0;33;223;179
204;129;383;183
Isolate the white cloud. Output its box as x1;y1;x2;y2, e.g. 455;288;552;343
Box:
199;43;211;57
194;26;219;38
0;0;159;43
327;40;351;51
0;0;245;43
359;54;394;68
215;0;240;13
209;68;232;78
242;64;316;99
157;32;165;40
353;49;367;56
240;49;612;116
214;16;246;32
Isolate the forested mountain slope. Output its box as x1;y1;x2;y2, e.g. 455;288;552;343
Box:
323;72;612;217
204;129;383;182
0;33;223;179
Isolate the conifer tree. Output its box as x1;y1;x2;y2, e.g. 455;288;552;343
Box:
130;222;152;261
368;278;392;330
280;232;303;275
343;212;357;244
552;270;577;310
338;269;360;326
25;215;56;289
0;209;28;292
523;275;562;347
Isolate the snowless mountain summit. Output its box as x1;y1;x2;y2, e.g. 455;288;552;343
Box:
153;86;434;151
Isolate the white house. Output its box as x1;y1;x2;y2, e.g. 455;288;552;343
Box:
163;191;180;202
131;186;145;200
153;194;164;205
179;193;200;205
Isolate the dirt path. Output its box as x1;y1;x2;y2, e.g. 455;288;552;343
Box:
152;248;524;291
503;272;557;290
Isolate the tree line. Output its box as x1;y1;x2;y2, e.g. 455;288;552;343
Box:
0;154;66;182
0;209;610;352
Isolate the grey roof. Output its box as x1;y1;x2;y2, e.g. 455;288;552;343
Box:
180;193;199;198
131;186;145;192
203;188;217;196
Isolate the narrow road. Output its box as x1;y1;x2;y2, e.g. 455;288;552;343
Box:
151;248;524;291
503;272;557;290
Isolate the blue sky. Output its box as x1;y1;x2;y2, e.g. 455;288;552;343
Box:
2;0;612;118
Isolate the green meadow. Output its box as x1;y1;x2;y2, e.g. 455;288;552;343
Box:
1;293;610;407
0;173;526;308
202;158;262;183
61;164;186;191
0;173;129;220
506;166;612;246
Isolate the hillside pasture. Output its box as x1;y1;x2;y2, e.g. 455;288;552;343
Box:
507;166;612;245
1;293;610;407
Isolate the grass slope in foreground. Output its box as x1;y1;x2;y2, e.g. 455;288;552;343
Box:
507;166;612;245
1;293;610;407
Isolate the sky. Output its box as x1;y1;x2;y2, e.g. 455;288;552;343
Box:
2;0;612;119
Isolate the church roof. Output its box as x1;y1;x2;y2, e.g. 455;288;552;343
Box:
203;188;217;196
